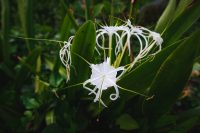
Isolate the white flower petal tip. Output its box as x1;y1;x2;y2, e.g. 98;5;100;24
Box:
83;57;125;107
150;31;163;45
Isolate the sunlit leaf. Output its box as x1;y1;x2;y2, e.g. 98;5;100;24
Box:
155;0;176;33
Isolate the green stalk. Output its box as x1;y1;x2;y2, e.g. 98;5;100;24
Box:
84;0;91;21
108;35;113;64
35;55;41;93
1;0;10;64
18;0;34;52
117;43;127;67
110;0;114;25
128;0;134;19
114;41;129;68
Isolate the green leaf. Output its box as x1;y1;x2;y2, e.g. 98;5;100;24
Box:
118;40;182;98
45;111;55;125
155;0;176;33
49;71;64;87
66;9;78;30
17;0;34;52
24;111;33;121
45;58;66;79
155;115;177;129
21;97;40;109
1;0;10;65
163;0;200;46
35;55;41;93
173;0;193;20
70;21;96;83
116;113;139;130
143;29;200;119
93;4;104;17
60;13;73;41
177;106;200;121
14;48;41;90
168;117;198;133
60;9;78;41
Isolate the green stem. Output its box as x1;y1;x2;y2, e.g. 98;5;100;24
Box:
110;0;114;25
128;0;134;19
35;56;41;93
109;35;113;64
84;0;90;21
114;41;128;67
17;0;34;53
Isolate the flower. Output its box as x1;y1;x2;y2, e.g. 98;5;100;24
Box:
96;25;130;55
59;36;74;82
124;21;163;69
59;20;163;107
83;58;124;107
95;20;163;61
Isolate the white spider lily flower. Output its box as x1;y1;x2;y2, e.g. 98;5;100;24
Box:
59;36;74;82
83;58;125;107
120;20;163;69
126;20;150;55
96;25;129;54
59;20;163;106
129;31;163;69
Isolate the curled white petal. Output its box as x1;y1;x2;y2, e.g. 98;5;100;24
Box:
150;31;163;46
110;85;119;101
96;25;130;56
124;20;163;69
59;36;74;82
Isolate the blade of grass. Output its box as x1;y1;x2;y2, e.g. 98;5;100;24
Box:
35;55;41;93
173;0;193;20
60;13;73;41
17;0;34;52
1;0;10;65
163;0;200;47
155;0;176;33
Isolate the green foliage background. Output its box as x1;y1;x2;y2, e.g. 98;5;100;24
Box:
1;0;200;132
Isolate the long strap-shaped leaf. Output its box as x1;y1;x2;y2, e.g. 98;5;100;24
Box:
143;29;200;119
155;0;176;33
70;21;96;84
117;41;181;98
163;0;200;47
